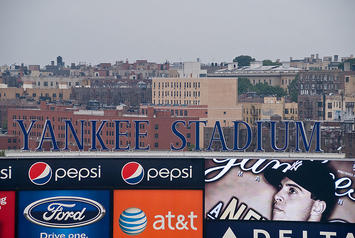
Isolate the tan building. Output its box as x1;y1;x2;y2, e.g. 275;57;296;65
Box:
25;88;72;101
0;87;23;101
345;75;355;97
0;87;71;102
242;97;298;123
22;76;85;89
152;77;242;127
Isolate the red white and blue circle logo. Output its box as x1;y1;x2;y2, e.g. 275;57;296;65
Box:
28;162;52;185
121;162;144;185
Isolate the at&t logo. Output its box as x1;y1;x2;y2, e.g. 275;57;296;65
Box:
28;162;52;185
119;207;147;235
121;162;144;185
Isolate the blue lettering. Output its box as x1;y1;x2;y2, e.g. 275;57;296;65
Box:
171;120;186;151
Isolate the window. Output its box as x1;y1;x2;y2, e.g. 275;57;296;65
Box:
154;142;159;148
328;103;332;109
154;124;159;130
285;109;289;114
328;112;332;118
346;77;350;83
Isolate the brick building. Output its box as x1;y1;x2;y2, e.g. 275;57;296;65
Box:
298;71;355;121
7;102;198;151
0;134;19;150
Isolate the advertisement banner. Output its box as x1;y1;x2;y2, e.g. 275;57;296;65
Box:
205;220;355;238
205;159;355;223
17;190;110;238
113;189;203;238
0;160;16;190
0;158;204;189
0;191;15;238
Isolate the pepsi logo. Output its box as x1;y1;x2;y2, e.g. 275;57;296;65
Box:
28;162;52;185
121;162;144;185
119;207;147;235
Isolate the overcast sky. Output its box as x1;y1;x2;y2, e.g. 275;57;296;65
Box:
1;0;354;66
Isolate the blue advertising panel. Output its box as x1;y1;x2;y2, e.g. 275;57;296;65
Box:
18;190;110;238
0;158;204;189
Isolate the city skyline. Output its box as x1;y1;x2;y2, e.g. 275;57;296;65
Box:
1;0;354;66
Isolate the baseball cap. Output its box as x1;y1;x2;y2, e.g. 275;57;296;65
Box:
264;160;336;205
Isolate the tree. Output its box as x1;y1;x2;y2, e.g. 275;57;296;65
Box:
233;55;255;67
262;59;281;66
288;77;298;102
238;78;253;94
254;83;286;97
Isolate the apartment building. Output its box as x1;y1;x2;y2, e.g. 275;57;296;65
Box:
241;97;298;123
152;77;242;127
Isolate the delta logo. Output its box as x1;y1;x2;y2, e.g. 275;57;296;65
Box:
28;162;52;185
121;162;144;185
113;190;203;238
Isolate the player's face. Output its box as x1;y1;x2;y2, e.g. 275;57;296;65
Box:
272;178;315;221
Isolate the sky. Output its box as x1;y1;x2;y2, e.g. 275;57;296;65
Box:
0;0;354;66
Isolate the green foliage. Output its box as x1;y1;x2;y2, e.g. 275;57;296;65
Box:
253;83;286;97
238;78;253;94
233;55;255;67
288;77;298;102
187;144;195;151
2;120;7;130
238;77;287;97
262;59;281;66
0;151;5;157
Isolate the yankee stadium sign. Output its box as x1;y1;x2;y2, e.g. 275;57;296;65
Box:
15;119;322;152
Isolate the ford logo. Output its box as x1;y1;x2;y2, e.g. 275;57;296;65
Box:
23;196;105;228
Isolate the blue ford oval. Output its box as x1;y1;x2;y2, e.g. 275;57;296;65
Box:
23;196;106;228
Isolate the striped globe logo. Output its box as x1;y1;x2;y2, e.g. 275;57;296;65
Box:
121;162;144;185
119;207;147;235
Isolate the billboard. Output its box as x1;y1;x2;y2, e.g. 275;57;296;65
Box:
205;220;355;238
205;159;355;223
0;191;15;238
0;158;204;189
113;189;203;238
17;190;110;238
